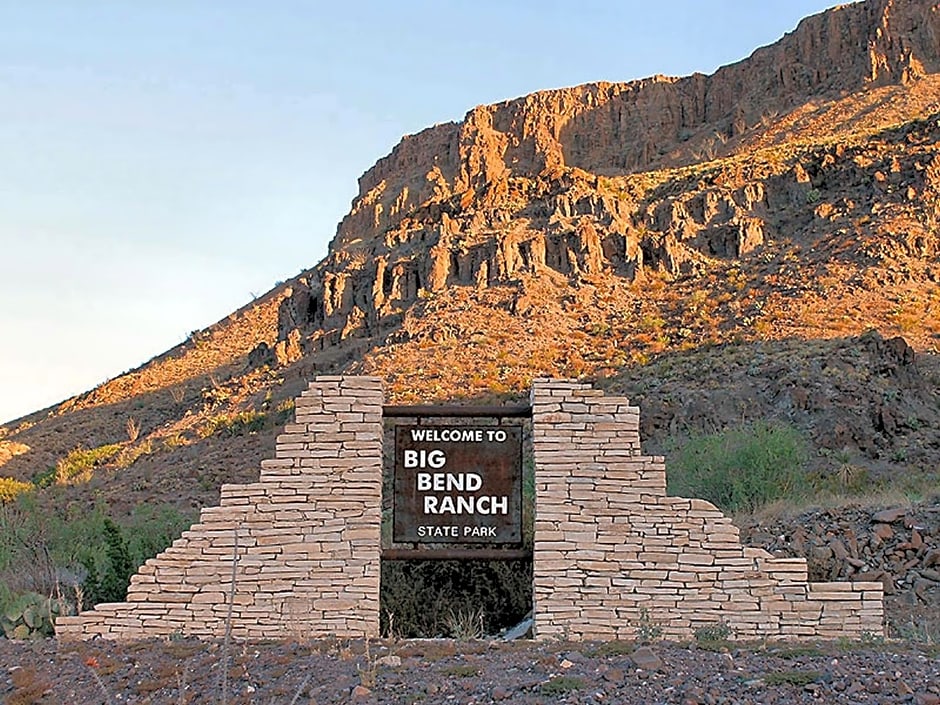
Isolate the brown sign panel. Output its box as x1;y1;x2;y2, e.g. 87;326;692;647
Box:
393;425;522;544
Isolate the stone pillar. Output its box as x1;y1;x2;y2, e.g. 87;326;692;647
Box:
530;378;883;641
56;376;384;641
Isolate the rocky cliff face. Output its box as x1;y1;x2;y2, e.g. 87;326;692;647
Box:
265;0;940;368
336;0;940;247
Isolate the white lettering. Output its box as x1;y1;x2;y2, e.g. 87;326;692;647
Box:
421;495;510;515
409;428;485;443
417;525;459;537
415;472;482;492
464;526;498;537
489;495;508;514
404;449;446;469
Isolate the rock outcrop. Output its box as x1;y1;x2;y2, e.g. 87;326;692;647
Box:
335;0;940;250
744;500;940;605
260;0;940;366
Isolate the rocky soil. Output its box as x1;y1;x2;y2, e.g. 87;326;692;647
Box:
2;635;939;705
742;497;940;644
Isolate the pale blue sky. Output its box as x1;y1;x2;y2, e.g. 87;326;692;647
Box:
0;1;839;424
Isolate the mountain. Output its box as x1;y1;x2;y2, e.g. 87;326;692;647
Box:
1;0;939;520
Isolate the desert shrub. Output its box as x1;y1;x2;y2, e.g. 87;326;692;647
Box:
635;606;663;643
125;417;141;442
808;461;873;496
381;559;531;638
694;621;734;647
220;410;267;436
0;497;195;617
79;507;193;607
123;504;194;565
667;422;809;513
30;466;56;488
54;444;123;484
114;439;154;469
586;640;635;657
0;477;33;503
163;433;189;449
199;405;293;439
0;497;59;599
91;519;132;604
444;607;485;639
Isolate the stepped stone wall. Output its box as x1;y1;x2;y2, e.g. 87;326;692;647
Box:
56;375;884;642
56;377;383;641
531;378;884;640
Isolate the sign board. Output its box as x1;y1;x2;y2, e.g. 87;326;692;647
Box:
393;425;522;544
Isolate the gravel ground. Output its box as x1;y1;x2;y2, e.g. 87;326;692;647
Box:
2;637;939;705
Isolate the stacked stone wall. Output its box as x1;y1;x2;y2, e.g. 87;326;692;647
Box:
56;375;884;643
56;376;383;641
531;379;883;641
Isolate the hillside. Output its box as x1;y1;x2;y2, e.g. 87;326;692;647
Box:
0;0;938;574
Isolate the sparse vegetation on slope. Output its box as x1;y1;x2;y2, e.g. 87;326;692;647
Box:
1;0;940;640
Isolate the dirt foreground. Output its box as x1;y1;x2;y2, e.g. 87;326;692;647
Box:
2;635;939;705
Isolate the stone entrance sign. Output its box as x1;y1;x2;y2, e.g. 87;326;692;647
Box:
56;376;884;643
393;425;522;544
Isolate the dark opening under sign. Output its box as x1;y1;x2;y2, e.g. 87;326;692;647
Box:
393;425;522;544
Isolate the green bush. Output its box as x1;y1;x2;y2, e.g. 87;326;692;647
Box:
98;519;132;603
123;504;194;566
667;422;809;514
694;621;733;646
30;466;56;488
0;497;195;619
